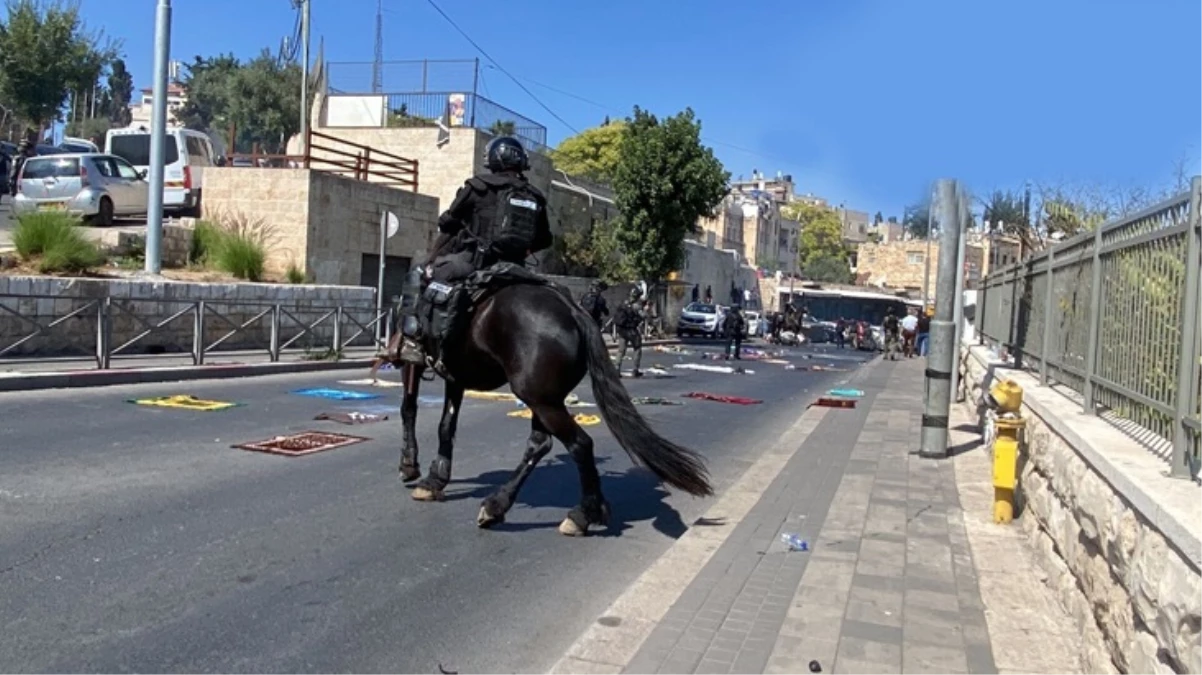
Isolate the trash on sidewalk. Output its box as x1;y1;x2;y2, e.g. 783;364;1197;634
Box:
827;388;865;398
810;396;857;409
781;533;809;551
683;392;763;405
631;396;684;406
292;388;381;401
507;409;601;426
314;411;389;425
338;378;404;388
128;394;241;411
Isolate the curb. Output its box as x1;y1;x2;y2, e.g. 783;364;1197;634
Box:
0;339;685;393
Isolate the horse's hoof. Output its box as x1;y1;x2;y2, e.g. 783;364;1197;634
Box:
411;485;444;502
477;505;505;529
558;517;587;537
399;465;421;483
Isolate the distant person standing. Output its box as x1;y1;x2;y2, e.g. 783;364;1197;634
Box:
704;285;713;304
900;309;919;358
917;308;932;356
614;288;645;378
691;284;700;303
723;306;746;360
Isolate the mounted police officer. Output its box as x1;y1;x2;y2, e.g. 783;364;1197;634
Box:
614;287;645;378
397;136;552;377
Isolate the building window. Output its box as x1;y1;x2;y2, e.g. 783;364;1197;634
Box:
907;252;925;265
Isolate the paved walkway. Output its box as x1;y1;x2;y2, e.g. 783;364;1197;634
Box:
554;355;1076;674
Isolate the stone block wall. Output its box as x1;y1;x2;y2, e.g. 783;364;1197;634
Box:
0;275;378;358
201;168;311;275
959;344;1201;674
98;224;192;268
678;240;759;306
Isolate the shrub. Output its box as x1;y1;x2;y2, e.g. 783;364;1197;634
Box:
191;220;224;264
285;262;306;284
37;230;103;274
12;212;84;259
213;229;266;281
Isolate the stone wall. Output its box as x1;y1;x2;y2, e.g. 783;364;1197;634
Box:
98;223;192;268
678;240;759;306
201;167;439;286
0;275;378;358
959;343;1201;674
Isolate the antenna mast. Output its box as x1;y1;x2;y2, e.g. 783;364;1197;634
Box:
371;0;383;93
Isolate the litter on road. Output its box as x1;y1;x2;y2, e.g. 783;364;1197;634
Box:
338;378;404;388
827;388;865;398
506;409;602;426
128;394;241;412
514;393;594;408
682;392;763;405
781;533;809;551
292;388;381;401
653;345;694;355
673;363;755;375
630;396;684;406
465;390;518;402
810;396;857;409
233;431;370;457
314;411;389;425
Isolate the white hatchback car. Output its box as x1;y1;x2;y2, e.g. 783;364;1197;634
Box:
12;153;149;225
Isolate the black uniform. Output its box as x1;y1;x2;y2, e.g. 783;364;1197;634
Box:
580;284;609;326
724;308;746;359
614;297;644;376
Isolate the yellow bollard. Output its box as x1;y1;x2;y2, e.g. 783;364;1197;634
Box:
992;417;1024;523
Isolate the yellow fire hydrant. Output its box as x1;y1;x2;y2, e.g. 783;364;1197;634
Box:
990;379;1025;524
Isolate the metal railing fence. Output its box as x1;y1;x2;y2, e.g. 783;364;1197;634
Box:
0;293;394;369
975;177;1202;480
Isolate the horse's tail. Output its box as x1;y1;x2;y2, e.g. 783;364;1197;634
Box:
568;302;713;497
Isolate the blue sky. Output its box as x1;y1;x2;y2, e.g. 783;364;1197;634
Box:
81;0;1200;218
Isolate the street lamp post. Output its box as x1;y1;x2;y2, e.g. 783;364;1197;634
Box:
145;0;172;275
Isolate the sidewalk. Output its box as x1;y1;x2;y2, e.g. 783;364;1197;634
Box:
553;356;1079;675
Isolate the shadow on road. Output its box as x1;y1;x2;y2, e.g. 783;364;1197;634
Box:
443;452;688;539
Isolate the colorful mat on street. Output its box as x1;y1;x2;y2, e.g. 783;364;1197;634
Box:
682;392;763;405
292;388;381;401
828;388;865;398
315;411;389;425
128;395;241;412
631;396;684;406
465;390;518;402
810;396;857;409
507;409;602;426
338;378;405;388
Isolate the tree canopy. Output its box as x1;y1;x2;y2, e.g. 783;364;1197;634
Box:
611;107;729;283
0;0;118;139
784;201;849;280
176;51;300;153
902;201;933;239
550;121;626;184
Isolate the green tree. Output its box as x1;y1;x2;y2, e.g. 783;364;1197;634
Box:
784;201;847;271
176;52;300;153
0;0;118;138
558;218;635;283
106;57;133;126
611;107;729;284
175;54;241;132
64;115;109;144
902;201;932;239
488;119;516;136
804;255;853;284
550;121;626;183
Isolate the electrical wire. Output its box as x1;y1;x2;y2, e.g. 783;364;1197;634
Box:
422;0;579;135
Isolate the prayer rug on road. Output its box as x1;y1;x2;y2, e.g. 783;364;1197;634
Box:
292;388;381;401
233;431;369;457
682;392;762;405
631;396;684;406
128;395;241;412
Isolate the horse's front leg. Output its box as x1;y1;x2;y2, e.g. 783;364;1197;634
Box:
477;415;553;528
411;380;465;502
399;363;423;482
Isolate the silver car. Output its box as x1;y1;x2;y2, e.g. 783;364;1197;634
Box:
676;302;726;338
12;153;149;225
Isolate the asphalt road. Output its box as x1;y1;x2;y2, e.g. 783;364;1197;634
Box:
0;340;875;674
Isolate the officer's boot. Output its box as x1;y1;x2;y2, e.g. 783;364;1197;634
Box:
397;267;427;364
430;286;468;381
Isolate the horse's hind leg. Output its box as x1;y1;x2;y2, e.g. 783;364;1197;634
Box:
477;416;553;528
411;380;465;502
399;363;423;482
530;403;609;537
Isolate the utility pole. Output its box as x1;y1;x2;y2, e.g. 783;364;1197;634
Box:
299;0;311;155
949;184;970;404
371;0;383;94
921;189;935;307
145;0;172;275
918;179;963;458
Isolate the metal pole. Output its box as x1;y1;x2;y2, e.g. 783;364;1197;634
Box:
922;193;934;307
145;0;172;275
950;186;969;403
1040;245;1055;386
919;179;962;458
1171;176;1202;478
377;210;387;341
470;58;480;127
1082;213;1106;413
299;0;311;155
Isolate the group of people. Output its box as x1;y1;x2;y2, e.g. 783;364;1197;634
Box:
882;306;931;358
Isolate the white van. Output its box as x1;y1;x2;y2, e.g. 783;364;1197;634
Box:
105;126;215;216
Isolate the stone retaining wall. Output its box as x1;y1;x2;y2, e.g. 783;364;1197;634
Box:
959;343;1201;674
0;275;378;358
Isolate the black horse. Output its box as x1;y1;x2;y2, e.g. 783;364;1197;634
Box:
379;282;713;536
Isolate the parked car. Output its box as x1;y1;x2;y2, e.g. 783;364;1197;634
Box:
58;136;101;154
743;310;762;338
676;302;726;338
11;153;150;225
106;126;215;217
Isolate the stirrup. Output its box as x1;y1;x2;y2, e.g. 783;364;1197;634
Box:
398;338;426;364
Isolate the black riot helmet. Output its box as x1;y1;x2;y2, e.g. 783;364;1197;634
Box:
485;136;530;173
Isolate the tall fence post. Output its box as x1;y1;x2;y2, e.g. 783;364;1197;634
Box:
1082;220;1107;413
1171;176;1202;478
96;297;111;370
333;306;343;353
1041;246;1055;386
194;300;206;365
269;304;281;363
